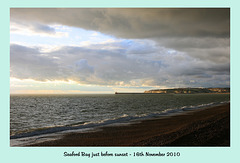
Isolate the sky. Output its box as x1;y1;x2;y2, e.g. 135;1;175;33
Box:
10;8;230;94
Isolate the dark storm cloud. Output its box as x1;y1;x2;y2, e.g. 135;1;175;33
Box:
10;8;230;39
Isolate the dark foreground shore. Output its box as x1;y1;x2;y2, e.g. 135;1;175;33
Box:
29;103;230;147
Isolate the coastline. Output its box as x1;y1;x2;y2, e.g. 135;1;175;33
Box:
27;103;230;147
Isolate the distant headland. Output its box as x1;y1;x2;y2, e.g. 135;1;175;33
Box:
115;88;230;94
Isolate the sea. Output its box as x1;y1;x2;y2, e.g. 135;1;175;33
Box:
10;93;230;146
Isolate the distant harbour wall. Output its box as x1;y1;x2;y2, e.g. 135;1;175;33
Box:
115;92;145;94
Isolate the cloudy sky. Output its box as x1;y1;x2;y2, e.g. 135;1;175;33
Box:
10;8;230;94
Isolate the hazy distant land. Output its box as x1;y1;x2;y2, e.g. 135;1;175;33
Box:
115;88;230;94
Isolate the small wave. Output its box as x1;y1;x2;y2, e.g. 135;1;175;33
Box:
11;101;229;140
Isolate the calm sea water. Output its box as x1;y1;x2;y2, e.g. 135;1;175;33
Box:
10;94;230;141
